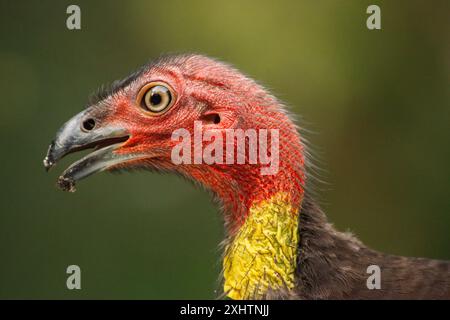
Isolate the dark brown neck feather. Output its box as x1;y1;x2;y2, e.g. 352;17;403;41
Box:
273;193;450;299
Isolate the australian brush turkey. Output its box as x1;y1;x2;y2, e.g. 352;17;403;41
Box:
43;54;450;299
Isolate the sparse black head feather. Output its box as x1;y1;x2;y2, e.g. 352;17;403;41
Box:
86;53;197;107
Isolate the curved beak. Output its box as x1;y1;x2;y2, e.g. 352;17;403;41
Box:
43;110;132;192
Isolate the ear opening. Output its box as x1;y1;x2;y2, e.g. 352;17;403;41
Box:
200;113;221;125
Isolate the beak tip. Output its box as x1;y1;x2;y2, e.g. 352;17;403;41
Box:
57;176;77;193
43;141;56;171
43;157;54;171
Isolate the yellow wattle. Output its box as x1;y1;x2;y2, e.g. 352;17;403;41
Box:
223;192;299;299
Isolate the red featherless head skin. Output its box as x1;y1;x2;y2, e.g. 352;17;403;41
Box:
48;54;306;231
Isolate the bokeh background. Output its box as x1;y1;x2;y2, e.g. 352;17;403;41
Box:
0;0;448;299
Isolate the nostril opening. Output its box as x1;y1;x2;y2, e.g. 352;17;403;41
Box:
82;118;96;131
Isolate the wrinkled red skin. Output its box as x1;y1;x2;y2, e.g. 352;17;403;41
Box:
93;55;305;231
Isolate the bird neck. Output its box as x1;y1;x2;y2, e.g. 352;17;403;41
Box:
219;119;305;299
223;192;300;299
179;105;306;299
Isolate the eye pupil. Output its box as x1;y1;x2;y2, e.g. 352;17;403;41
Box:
150;93;162;106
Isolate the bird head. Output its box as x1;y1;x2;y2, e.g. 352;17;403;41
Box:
44;54;305;228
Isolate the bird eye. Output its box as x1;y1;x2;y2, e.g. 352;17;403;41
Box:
139;83;174;114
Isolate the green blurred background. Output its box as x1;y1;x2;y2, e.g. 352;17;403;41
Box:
0;0;448;299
